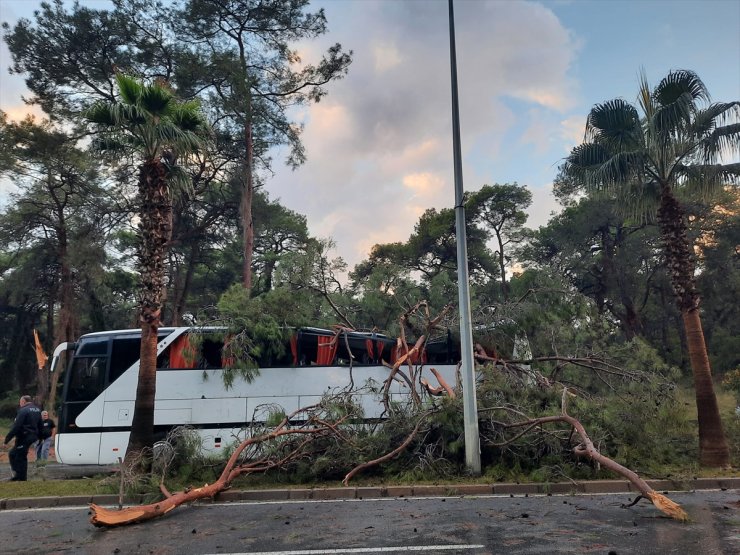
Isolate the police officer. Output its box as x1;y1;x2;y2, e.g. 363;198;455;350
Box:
3;395;42;481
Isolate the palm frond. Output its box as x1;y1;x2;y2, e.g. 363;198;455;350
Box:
637;68;654;119
652;93;695;136
592;150;646;188
586;99;641;148
116;74;143;106
86;74;210;170
675;162;740;200
617;178;660;224
698;122;740;162
564;143;647;193
171;103;209;134
564;142;611;174
692;101;740;137
163;163;195;198
568;69;736;226
650;70;711;137
86;102;116;126
154;122;205;153
140;84;174;117
654;69;709;106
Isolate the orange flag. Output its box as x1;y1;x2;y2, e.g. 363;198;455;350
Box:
33;329;48;370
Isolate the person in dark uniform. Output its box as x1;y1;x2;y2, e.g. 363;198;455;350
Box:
3;395;42;481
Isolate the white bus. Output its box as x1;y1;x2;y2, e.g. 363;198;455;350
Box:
51;326;461;465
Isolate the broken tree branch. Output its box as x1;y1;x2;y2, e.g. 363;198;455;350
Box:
342;410;433;486
487;388;688;521
90;403;334;527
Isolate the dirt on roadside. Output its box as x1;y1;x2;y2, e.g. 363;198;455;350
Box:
0;446;54;464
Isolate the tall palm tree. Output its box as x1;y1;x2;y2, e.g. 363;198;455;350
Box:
563;70;739;467
87;74;209;462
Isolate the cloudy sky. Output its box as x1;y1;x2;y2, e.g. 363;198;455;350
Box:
1;0;739;269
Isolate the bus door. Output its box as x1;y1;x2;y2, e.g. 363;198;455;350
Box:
57;336;109;464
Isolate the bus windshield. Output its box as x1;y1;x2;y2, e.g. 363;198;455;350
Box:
66;355;106;402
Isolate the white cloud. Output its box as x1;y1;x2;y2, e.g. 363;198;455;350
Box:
559;115;587;151
402;171;445;198
526;182;561;230
519;109;554;155
265;0;581;269
373;42;402;73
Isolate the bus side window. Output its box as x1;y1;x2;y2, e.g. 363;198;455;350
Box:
109;337;141;384
157;336;194;369
201;339;223;368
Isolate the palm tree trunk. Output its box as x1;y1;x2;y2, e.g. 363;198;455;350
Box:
129;322;157;454
682;308;730;466
658;187;729;467
126;159;172;464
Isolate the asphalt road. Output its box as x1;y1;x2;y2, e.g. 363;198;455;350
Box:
0;489;738;554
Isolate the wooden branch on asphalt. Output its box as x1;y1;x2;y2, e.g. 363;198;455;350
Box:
90;403;332;527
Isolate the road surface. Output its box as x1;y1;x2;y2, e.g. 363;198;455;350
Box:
0;489;737;554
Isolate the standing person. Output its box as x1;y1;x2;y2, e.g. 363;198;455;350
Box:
3;395;42;481
36;411;56;461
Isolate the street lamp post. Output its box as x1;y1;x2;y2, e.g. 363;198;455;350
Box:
448;0;481;474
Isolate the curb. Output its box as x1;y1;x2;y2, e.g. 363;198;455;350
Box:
1;477;738;510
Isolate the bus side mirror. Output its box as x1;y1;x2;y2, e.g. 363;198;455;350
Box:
50;342;77;373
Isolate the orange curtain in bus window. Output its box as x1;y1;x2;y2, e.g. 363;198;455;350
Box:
316;336;337;365
365;339;374;363
290;334;298;366
170;335;196;369
376;340;386;363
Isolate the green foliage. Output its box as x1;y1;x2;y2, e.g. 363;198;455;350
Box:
722;368;740;400
87;73;209;165
0;397;18;420
265;409;286;428
725;412;740;466
473;368;697;480
467;182;533;299
214;285;313;387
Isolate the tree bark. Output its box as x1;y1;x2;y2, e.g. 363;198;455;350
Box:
241;117;254;290
126;159;172;462
682;308;730;467
658;186;729;467
128;323;158;456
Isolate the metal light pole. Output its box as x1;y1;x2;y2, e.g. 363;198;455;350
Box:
448;0;481;474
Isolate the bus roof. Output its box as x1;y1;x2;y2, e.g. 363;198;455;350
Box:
77;327;225;340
